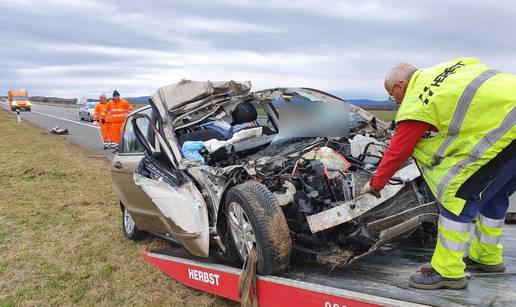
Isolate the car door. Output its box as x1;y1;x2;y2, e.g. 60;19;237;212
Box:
130;112;210;257
111;107;169;234
80;104;87;118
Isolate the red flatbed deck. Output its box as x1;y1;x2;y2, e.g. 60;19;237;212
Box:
144;225;516;307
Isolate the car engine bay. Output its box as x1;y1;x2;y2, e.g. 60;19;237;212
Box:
237;135;436;264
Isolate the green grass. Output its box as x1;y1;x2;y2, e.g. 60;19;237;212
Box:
367;109;397;122
0;109;232;306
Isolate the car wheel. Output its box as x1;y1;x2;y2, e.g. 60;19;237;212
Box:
222;181;291;275
122;206;146;240
79;114;83;120
26;108;31;112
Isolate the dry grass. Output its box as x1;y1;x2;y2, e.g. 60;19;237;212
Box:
0;109;233;306
268;214;291;261
367;109;397;122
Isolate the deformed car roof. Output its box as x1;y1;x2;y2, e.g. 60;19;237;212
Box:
150;80;252;118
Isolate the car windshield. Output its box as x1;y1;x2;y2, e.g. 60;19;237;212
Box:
12;96;28;100
88;102;96;108
242;89;370;157
271;89;366;139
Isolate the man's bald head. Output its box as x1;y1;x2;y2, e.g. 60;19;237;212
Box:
384;63;417;104
99;94;107;103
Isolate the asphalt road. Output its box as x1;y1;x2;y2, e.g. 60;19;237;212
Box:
1;100;514;207
0;101;107;154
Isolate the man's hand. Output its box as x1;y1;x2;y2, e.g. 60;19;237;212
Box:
93;120;99;126
360;181;381;198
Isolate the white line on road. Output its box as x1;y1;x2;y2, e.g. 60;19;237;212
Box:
1;100;98;129
30;110;100;129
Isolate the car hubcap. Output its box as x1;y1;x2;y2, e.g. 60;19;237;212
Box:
227;202;256;260
124;208;135;234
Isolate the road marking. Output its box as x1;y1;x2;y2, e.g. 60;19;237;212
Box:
30;110;100;129
0;101;100;129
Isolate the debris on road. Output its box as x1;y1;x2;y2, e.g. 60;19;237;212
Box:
50;126;69;135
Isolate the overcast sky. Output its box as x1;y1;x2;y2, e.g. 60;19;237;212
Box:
1;0;515;99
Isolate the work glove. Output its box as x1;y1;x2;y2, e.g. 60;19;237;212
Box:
360;180;381;198
93;120;99;126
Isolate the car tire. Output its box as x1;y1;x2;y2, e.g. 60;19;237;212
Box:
222;181;292;275
122;206;146;240
26;108;31;112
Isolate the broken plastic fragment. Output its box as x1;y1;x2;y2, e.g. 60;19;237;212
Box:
301;146;350;178
273;181;297;206
349;134;384;164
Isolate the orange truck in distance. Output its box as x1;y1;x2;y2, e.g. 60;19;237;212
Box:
7;90;32;111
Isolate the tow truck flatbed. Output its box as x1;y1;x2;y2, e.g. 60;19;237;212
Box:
143;224;516;306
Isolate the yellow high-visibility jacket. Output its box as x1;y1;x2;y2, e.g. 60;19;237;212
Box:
396;57;516;215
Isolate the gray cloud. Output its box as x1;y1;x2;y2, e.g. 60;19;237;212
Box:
1;0;516;99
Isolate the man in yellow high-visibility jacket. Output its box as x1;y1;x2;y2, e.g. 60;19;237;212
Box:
361;58;515;289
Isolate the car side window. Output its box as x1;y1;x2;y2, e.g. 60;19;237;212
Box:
120;108;153;154
254;101;278;133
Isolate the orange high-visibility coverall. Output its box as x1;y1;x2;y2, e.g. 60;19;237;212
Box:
93;102;111;143
104;99;133;144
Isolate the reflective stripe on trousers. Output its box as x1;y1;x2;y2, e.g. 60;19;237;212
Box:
474;213;504;245
437;215;471;252
478;213;505;228
432;215;471;278
469;213;505;265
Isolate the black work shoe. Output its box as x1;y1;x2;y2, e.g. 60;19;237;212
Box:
409;267;468;290
464;256;506;273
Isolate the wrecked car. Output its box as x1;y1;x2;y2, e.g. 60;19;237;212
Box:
111;80;438;275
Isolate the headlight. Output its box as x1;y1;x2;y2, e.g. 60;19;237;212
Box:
12;101;17;105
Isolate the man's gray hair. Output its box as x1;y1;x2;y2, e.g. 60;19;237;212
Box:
385;63;418;88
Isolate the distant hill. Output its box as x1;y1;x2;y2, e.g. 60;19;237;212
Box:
25;94;395;110
345;99;398;110
121;94;397;109
87;96;150;104
125;96;150;104
30;96;76;104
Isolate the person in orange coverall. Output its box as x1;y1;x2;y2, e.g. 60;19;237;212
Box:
104;90;133;148
93;94;111;149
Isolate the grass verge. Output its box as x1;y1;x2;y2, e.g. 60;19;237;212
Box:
0;109;232;306
367;109;397;122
